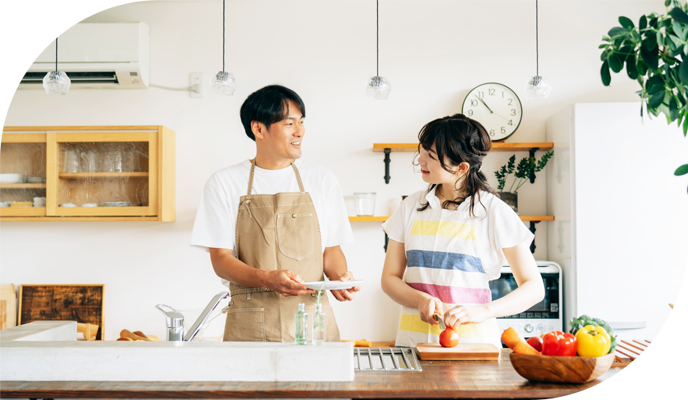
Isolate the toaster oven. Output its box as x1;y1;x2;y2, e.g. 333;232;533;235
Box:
489;261;563;340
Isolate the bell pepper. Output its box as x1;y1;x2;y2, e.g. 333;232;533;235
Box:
542;331;577;356
575;325;611;357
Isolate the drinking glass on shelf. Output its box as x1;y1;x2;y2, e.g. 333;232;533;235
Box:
80;149;97;173
104;144;123;172
354;192;376;216
123;146;140;172
63;146;79;173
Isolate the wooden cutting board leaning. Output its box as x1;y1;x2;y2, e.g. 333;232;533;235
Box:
416;343;501;361
0;284;17;330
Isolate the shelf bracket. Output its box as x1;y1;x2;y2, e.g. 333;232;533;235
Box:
528;147;539;184
528;221;540;254
384;232;389;252
383;148;391;184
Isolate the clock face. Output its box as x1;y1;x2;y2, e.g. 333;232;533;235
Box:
461;82;523;141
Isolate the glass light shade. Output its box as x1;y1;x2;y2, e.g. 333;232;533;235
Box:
43;71;70;95
525;75;552;99
365;76;391;100
210;71;237;95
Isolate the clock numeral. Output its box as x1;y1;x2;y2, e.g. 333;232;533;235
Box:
470;99;478;107
490;129;495;137
478;91;485;99
507;99;513;106
508;120;513;126
511;109;517;116
488;89;495;96
501;127;506;134
467;110;473;117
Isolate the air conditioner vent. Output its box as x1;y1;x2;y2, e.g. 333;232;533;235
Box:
21;71;119;85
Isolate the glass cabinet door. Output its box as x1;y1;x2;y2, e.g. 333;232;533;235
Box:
0;135;47;217
47;132;158;216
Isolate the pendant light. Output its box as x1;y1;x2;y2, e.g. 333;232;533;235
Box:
365;0;391;99
43;37;71;95
524;0;551;99
210;0;237;95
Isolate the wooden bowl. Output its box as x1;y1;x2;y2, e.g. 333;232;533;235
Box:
509;352;616;383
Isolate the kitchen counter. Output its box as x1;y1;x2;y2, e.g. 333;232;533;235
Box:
0;349;622;399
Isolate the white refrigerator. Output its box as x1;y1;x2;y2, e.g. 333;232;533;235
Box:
546;102;688;340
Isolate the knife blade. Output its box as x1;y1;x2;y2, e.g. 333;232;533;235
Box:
433;313;446;331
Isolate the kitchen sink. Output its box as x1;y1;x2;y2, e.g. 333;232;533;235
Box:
0;321;354;382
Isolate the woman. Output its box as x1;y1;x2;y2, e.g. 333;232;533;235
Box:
381;114;544;348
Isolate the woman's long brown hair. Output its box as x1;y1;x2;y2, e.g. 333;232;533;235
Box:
414;113;498;217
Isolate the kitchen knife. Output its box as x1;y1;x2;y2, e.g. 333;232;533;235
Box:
433;313;447;331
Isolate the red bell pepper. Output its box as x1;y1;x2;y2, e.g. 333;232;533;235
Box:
542;331;577;356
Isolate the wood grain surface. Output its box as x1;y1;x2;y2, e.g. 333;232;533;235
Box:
0;350;621;399
18;285;104;340
416;342;500;361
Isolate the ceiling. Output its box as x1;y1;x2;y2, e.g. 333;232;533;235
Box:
0;0;215;7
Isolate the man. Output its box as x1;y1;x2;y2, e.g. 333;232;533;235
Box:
191;85;360;342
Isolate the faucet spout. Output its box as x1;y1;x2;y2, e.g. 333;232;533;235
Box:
183;291;230;342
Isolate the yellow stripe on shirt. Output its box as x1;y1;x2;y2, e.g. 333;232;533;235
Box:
398;313;499;339
409;220;476;240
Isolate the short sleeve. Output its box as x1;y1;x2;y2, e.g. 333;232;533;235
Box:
190;179;236;252
489;198;535;250
381;196;411;243
322;172;354;247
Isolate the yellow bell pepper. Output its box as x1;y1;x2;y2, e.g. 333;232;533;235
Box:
575;325;610;357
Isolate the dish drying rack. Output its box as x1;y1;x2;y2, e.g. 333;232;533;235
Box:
354;347;422;371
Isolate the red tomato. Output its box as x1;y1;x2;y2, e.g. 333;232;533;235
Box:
439;327;459;348
542;331;577;356
526;336;543;353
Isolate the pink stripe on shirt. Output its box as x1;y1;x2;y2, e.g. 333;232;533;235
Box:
407;282;491;304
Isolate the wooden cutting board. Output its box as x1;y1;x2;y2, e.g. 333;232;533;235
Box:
416;343;500;361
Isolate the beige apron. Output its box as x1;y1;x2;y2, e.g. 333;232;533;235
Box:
223;159;341;342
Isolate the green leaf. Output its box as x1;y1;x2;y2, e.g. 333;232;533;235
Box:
609;54;624;72
643;33;658;51
640;15;648;30
641;46;659;69
601;61;612;86
649;83;665;94
665;0;671;6
657;31;665;48
637;58;648;76
626;55;639;79
670;96;679;121
671;7;688;25
649;90;665;108
609;27;627;37
600;48;611;62
684;115;688;136
679;60;688;83
650;17;659;29
675;164;688;176
619;16;635;29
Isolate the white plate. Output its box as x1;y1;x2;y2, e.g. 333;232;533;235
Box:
302;280;363;290
0;174;26;184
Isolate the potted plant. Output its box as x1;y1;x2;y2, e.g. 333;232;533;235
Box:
494;151;554;213
599;0;688;192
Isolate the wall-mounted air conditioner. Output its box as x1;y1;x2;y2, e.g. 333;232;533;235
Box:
20;22;150;89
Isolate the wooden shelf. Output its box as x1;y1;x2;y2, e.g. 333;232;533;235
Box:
372;142;553;153
0;183;46;189
349;215;554;222
59;172;149;179
0;216;159;222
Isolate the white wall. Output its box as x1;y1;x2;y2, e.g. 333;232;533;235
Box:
0;0;667;341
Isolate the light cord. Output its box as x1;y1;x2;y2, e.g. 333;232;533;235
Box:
223;0;226;73
55;0;59;72
536;0;539;76
376;0;379;77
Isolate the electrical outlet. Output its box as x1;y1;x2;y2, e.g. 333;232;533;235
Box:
189;72;205;98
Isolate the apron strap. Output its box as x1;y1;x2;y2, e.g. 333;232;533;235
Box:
247;159;257;196
247;159;305;195
291;162;306;193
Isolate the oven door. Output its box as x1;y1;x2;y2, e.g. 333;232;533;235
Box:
489;263;563;338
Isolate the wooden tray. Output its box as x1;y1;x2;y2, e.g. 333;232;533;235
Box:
612;340;688;367
416;343;500;361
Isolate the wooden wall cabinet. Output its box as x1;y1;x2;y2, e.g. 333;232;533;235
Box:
0;126;175;222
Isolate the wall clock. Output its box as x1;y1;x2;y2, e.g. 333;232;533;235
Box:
461;82;523;141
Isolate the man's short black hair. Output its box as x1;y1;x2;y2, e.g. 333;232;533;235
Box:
240;85;306;141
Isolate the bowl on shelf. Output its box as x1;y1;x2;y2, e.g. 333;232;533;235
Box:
26;177;46;183
0;174;27;184
81;203;98;207
60;202;78;207
102;201;131;207
509;352;615;383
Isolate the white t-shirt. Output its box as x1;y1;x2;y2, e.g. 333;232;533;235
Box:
190;159;354;254
381;187;534;281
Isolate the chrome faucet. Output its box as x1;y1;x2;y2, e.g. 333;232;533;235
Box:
156;291;229;342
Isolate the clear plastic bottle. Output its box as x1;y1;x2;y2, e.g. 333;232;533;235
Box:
313;303;326;345
295;303;308;345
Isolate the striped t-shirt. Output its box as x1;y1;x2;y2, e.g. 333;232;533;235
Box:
382;188;533;348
